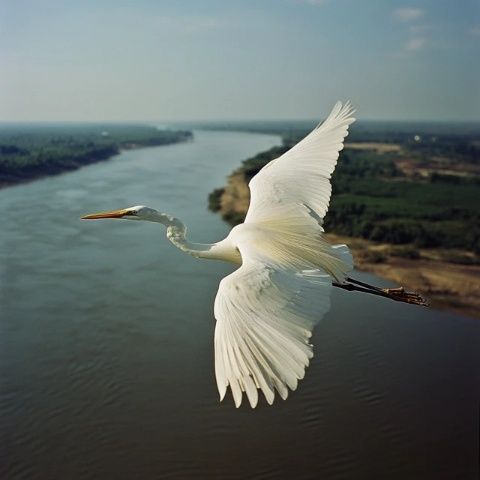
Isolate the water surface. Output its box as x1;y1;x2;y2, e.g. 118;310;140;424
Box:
1;130;479;479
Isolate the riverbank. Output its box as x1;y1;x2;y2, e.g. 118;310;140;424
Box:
3;128;477;480
208;135;480;319
0;124;193;188
326;233;480;319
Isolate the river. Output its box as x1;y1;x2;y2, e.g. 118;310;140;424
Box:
1;130;479;479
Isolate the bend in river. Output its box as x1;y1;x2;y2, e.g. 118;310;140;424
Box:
1;130;479;480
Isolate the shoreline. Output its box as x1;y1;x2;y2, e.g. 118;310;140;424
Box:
0;129;193;190
326;233;479;319
208;142;480;320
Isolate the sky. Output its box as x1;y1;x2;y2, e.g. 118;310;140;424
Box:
1;0;479;122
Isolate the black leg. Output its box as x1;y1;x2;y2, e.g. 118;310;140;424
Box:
334;278;429;306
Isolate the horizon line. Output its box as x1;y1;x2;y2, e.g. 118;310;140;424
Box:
0;117;479;125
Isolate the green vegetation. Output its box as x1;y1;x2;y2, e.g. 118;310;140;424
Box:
0;124;192;186
208;188;225;211
326;150;479;252
209;123;480;254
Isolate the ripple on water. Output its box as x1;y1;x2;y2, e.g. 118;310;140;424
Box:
1;131;479;480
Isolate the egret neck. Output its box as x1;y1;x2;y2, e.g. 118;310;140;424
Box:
82;206;241;264
152;211;236;262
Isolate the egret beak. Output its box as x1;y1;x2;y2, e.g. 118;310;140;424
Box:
81;208;132;220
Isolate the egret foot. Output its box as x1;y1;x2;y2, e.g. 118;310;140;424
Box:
381;286;429;306
335;277;429;307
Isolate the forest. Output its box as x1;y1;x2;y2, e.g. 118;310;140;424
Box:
0;124;192;187
208;122;480;254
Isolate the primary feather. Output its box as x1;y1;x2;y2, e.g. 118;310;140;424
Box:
214;101;356;407
246;100;356;225
214;243;332;408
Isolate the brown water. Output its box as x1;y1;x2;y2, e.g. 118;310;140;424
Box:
1;130;479;479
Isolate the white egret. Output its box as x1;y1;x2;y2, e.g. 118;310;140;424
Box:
82;101;426;408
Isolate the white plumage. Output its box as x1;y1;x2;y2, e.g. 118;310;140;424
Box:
82;101;357;408
214;245;333;408
214;102;356;406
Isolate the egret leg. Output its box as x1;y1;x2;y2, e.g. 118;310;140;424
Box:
334;277;429;307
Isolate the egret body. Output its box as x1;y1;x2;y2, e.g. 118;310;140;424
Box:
83;102;426;408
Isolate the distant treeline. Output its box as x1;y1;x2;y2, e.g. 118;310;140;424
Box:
0;124;193;187
209;127;480;254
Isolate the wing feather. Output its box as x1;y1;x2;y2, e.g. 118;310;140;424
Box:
246;101;356;225
243;101;356;281
214;244;332;408
213;102;356;407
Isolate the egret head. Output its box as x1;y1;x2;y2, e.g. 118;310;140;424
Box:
81;205;157;221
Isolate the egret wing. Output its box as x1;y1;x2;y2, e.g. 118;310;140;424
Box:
242;101;356;281
245;101;355;224
214;244;332;408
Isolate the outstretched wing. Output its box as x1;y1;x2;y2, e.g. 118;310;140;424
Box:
214;243;332;408
213;103;356;407
245;101;355;225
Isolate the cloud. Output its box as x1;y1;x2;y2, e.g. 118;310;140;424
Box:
409;24;431;34
391;36;426;57
392;8;427;56
470;26;480;36
152;15;223;34
176;16;222;34
296;0;327;6
404;37;426;51
393;8;424;22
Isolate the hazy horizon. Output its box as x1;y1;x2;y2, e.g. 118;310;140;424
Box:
1;0;479;122
1;117;479;125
